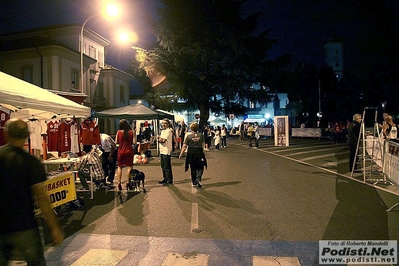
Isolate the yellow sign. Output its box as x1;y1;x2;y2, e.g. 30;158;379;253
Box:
35;172;76;214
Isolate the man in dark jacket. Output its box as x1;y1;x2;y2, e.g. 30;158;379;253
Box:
347;113;362;172
0;118;64;265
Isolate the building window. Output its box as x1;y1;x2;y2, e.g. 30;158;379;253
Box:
71;69;79;91
98;51;104;67
120;85;125;103
21;66;33;83
98;82;104;97
89;46;96;59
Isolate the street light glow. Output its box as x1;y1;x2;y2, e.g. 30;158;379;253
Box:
102;3;119;20
119;32;129;43
118;31;138;44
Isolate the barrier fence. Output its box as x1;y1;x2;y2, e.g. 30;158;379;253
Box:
384;140;399;187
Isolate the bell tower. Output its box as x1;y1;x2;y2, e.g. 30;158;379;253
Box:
324;40;344;81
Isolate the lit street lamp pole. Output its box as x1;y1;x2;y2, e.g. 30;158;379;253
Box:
317;79;322;127
80;14;99;94
79;4;119;93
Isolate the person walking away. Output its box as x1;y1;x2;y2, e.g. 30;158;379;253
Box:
179;122;207;188
115;119;135;191
100;133;117;188
213;126;221;151
347;114;362;172
0;118;64;265
254;122;260;148
158;118;174;185
220;124;227;147
239;121;245;141
247;123;255;147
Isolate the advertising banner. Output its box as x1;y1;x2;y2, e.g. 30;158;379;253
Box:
274;116;289;146
384;140;399;186
35;172;76;215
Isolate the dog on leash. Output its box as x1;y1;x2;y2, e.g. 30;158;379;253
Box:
129;169;146;193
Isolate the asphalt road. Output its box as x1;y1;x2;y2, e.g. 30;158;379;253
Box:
37;136;399;265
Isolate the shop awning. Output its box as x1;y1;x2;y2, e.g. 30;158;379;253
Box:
0;71;91;120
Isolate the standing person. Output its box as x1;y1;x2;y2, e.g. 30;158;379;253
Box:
382;115;398;141
220;124;227;147
158;118;174;185
333;121;342;143
0;118;64;265
203;125;211;151
179;120;188;149
347;113;362;172
213;126;221;151
100;133;117;188
253;122;260;148
247;123;255;148
115;119;135;191
239;121;245;141
179;122;207;188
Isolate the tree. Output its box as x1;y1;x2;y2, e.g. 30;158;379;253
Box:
131;0;290;126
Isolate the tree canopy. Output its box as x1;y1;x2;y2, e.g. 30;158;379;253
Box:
130;0;290;126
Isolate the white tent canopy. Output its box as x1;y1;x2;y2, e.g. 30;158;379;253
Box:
0;71;91;120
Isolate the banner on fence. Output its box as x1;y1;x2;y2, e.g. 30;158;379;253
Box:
35;172;76;215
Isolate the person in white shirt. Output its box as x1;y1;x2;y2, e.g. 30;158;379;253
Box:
100;133;117;187
157;118;174;185
220;124;227;147
253;122;260;148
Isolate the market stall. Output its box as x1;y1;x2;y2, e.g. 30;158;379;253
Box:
0;71;90;120
0;71;92;207
96;103;178;157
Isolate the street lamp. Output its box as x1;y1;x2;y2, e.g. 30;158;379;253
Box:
79;3;119;93
317;79;322;126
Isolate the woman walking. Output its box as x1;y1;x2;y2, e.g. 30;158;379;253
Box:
115;119;135;191
179;122;207;188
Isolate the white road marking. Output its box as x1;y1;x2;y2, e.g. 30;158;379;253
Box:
301;151;347;161
253;255;301;265
162;252;209;266
191;203;199;232
70;248;128;265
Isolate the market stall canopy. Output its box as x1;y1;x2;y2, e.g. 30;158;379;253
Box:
95;103;159;120
155;109;175;121
210;118;227;124
174;114;185;122
0;71;91;120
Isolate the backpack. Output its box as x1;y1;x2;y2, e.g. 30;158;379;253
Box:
247;126;254;136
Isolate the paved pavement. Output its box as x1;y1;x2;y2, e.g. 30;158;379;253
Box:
10;136;399;266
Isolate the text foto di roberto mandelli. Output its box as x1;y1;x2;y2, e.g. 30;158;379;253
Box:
319;240;397;265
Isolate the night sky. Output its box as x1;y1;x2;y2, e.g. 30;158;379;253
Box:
0;0;396;72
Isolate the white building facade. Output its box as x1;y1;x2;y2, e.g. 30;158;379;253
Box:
0;24;133;134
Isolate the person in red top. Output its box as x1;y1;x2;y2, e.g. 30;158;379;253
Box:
115;119;136;191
